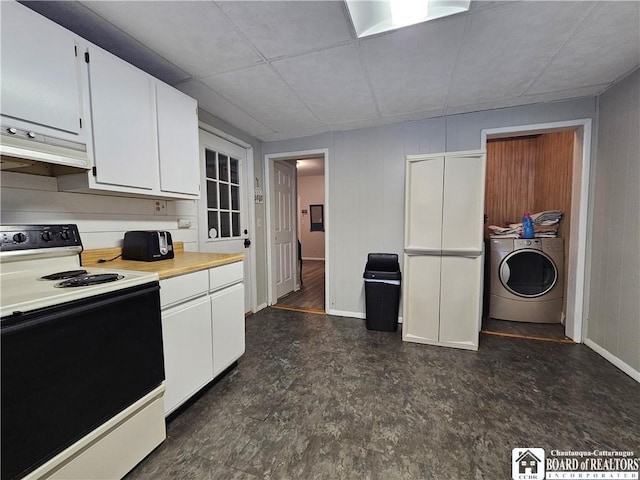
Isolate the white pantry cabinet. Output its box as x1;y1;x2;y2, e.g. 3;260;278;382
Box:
0;2;91;162
402;151;486;351
160;262;244;415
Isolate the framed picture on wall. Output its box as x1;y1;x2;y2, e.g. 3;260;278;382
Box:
310;204;324;232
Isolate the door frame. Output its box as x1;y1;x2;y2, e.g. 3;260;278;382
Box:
481;118;592;343
265;148;329;309
199;121;257;313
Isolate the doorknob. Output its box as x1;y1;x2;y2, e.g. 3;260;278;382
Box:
244;238;251;248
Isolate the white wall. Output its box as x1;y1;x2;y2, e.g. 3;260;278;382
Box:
297;175;325;260
263;97;596;318
585;69;640;380
0;171;198;250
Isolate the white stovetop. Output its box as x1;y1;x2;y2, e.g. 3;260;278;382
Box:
0;255;158;318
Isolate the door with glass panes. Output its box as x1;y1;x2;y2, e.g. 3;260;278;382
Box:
198;130;251;313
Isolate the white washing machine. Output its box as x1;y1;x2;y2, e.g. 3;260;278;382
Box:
489;238;564;323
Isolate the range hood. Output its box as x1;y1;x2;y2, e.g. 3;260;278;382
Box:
0;124;90;170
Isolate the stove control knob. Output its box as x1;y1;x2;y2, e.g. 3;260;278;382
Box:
13;233;27;243
27;131;36;139
60;231;70;241
6;127;17;135
41;231;53;242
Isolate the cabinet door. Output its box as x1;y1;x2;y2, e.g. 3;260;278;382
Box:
87;46;158;190
161;297;214;415
441;153;486;252
210;283;245;377
156;83;200;196
1;2;83;136
405;156;444;251
439;255;482;350
402;254;441;344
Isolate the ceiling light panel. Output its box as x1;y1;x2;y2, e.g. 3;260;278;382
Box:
346;0;470;38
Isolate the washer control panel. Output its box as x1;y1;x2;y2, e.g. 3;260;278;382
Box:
514;238;542;251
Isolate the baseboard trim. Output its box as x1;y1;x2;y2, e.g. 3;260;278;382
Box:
302;257;325;261
584;338;640;383
255;303;268;313
327;309;365;319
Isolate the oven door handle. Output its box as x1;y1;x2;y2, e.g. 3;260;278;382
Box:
1;283;159;335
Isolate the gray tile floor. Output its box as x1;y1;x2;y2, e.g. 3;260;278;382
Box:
125;308;640;480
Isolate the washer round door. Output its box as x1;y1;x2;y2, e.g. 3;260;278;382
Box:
499;249;557;298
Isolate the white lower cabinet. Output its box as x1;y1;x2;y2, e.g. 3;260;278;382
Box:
160;261;244;416
161;296;213;415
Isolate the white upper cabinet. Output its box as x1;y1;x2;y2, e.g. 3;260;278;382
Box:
58;44;201;199
87;46;158;190
156;82;200;196
1;1;84;137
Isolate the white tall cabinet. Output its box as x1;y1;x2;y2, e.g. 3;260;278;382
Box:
402;151;486;351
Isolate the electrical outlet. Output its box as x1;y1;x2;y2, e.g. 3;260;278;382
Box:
153;200;167;216
177;218;192;229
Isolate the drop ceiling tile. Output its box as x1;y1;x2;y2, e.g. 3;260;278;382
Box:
445;84;606;115
528;2;640;94
21;1;190;85
272;44;377;124
176;80;274;139
81;1;262;77
216;1;353;60
201;64;322;133
448;1;592;107
360;15;467;117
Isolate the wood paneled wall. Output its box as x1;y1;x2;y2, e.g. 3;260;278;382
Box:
485;131;574;237
534;131;574;240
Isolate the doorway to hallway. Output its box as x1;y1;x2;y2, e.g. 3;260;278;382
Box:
265;149;328;314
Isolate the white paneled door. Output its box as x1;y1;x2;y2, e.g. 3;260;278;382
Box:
274;161;295;300
198;130;252;313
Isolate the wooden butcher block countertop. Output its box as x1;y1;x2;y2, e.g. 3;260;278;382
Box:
82;242;244;280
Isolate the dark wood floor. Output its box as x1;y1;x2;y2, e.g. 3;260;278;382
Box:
276;260;325;311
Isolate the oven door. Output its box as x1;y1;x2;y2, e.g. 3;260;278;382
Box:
1;282;165;480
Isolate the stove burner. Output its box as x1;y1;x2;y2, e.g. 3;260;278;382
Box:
41;269;88;280
54;274;124;288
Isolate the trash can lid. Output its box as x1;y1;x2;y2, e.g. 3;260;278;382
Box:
365;253;400;273
364;270;401;281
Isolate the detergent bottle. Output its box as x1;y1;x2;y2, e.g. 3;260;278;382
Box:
522;212;534;239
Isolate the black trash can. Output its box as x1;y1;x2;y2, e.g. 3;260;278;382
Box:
363;253;402;332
